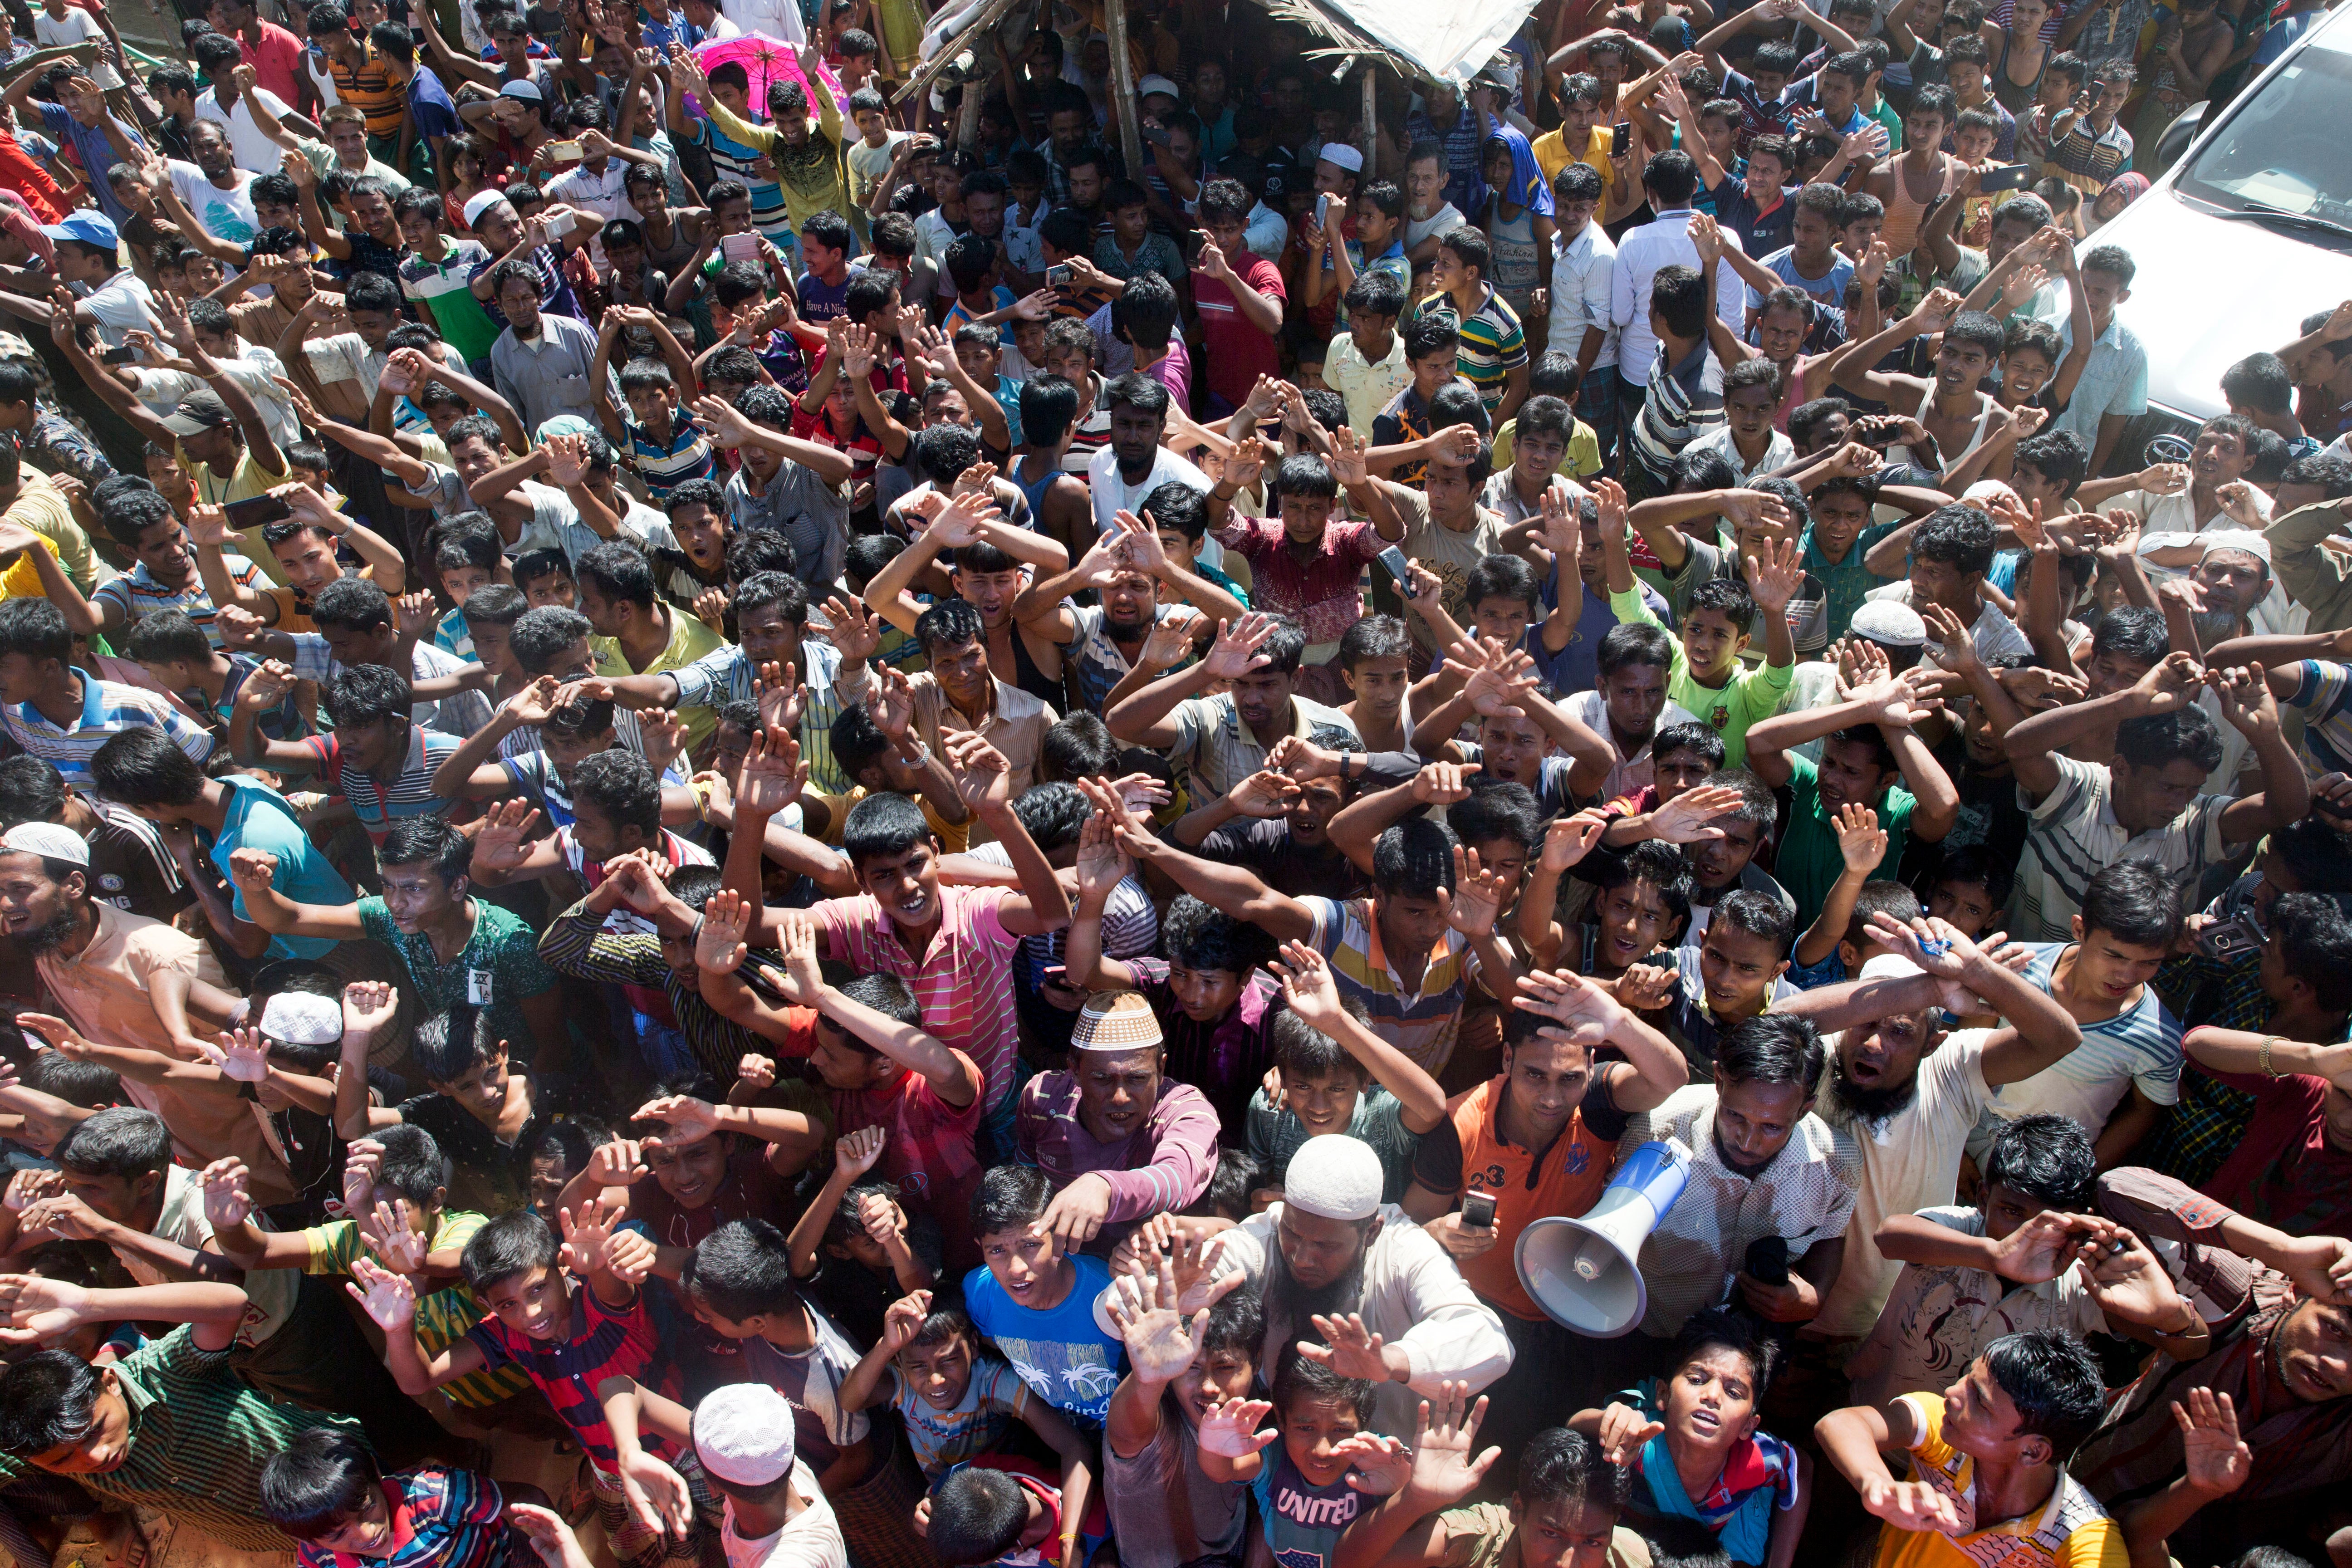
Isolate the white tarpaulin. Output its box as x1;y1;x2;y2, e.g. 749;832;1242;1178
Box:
1299;0;1537;83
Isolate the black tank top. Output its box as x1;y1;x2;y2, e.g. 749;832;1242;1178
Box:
1007;622;1066;710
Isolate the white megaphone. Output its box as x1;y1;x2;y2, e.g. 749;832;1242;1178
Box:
1514;1138;1691;1338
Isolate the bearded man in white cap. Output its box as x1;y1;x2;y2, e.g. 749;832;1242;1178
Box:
1125;1132;1512;1437
0;820;304;1206
1770;911;2086;1351
1015;989;1220;1251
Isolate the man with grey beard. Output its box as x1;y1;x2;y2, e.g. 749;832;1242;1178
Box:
1104;1134;1512;1437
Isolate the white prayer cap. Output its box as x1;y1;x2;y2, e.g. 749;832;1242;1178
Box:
0;823;86;867
692;1382;795;1486
1318;143;1364;174
1284;1136;1383;1221
260;992;343;1048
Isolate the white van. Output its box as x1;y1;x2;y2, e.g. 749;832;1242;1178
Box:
2087;2;2352;452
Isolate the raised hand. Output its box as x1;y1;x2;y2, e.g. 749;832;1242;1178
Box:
1512;969;1628;1049
1436;845;1511;937
2174;1388;2252;1499
751;659;804;735
196;1026;271;1083
1200;613;1279;681
694;886;755;976
822;595;883;664
635;1093;723;1147
1833;802;1886;874
346;1255;417;1330
198;1157;254;1232
1107;1251;1241;1384
1396;1382;1499;1504
507;1503;600;1568
342;979;396;1045
1743;534;1805;617
1267;940;1346;1032
1539;808;1608;871
2133;650;2207;716
1073;811;1129;905
1196;1396;1280;1459
1639;786;1737;849
368;1200;429;1274
2212;664;2281;740
471;799;543;872
737;724;807;818
943;730;1013;815
1988;1210;2084;1284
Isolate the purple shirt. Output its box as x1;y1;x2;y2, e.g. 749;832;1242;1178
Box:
1142;338;1191;408
1125;956;1281;1130
1014;1072;1220;1221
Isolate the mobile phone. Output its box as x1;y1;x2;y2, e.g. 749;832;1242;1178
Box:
1377;544;1412;587
1316;191;1332;225
1141;120;1170;147
2200;913;2264;961
1460;1191;1497;1230
99;344;138;364
1744;1235;1790;1287
1611;122;1631;157
1047;262;1073;285
1978;162;2034;192
544;138;582;161
223;493;294;530
720;232;763;263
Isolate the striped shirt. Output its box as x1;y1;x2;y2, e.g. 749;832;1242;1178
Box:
2012;753;2238;942
2285;659;2352;779
303;726;466;843
288;632;493;736
668;636;851;794
811;884;1021;1117
466;1281;678;1470
1416;284;1529;412
1988;944;2185;1132
93;555;264;644
297;1467;506;1568
538;893;816;1085
0;1325;364;1551
302;1213;531;1408
1303;895;1479;1077
326;39;406;138
622;413;716;500
1;670;214;789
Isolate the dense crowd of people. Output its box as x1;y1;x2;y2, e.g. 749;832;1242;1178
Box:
0;0;2334;1564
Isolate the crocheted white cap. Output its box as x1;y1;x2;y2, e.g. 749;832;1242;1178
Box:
1284;1135;1384;1221
692;1382;795;1486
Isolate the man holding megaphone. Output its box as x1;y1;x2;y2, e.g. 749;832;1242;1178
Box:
1400;966;1693;1475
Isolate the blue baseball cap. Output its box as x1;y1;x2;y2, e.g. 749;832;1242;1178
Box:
39;210;117;250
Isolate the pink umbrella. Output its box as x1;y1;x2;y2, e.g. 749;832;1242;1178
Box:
693;33;844;117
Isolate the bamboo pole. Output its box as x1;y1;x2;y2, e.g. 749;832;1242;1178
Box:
1360;65;1376;178
1106;0;1145;186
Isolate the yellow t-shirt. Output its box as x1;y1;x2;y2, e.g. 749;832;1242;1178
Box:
0;529;58;600
6;473;92;592
1531;124;1616;197
184;443;295;586
808;786;971;855
1875;1392;2128;1568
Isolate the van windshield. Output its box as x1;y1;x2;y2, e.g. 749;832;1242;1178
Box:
2175;39;2352;225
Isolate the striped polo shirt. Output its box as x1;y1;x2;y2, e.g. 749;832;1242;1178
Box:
811;884;1022;1118
93;555;265;645
466;1282;677;1470
2;670;214;789
1416;284;1529;413
2286;659;2352;779
622;414;716;500
301;726;465;843
1303;895;1478;1077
